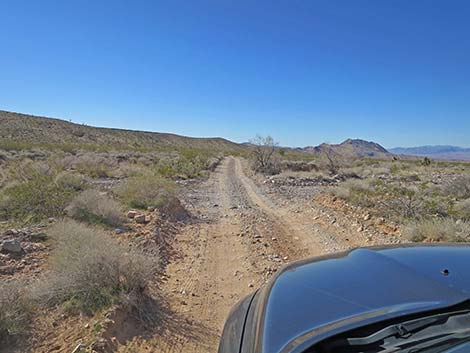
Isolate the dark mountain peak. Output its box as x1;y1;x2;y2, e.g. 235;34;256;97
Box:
302;138;390;159
340;139;389;153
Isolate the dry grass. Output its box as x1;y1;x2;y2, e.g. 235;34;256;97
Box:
443;175;470;199
0;281;33;343
55;171;86;191
33;220;159;315
405;218;470;242
67;189;125;227
455;199;470;220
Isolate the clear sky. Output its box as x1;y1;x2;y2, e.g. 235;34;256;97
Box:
1;1;469;148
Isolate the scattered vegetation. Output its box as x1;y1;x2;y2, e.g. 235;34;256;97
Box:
443;175;470;199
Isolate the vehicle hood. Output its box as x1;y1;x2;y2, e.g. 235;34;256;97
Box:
251;245;470;353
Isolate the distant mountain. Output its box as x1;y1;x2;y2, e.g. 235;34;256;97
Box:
389;145;470;161
302;139;391;159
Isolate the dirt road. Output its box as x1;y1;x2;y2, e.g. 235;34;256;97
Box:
122;157;392;352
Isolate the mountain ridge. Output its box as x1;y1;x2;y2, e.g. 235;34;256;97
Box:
0;110;243;152
389;145;470;161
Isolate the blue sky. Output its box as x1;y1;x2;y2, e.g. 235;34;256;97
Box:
1;1;469;148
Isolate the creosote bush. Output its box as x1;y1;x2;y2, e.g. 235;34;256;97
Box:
115;175;176;209
67;189;124;227
405;219;470;242
34;220;158;315
0;173;75;223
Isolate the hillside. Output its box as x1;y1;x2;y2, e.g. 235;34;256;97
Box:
302;138;391;159
389;145;470;161
0;110;243;152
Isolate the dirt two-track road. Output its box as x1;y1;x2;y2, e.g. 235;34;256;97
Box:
122;157;394;352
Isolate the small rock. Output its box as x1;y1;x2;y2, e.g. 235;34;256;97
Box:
84;323;90;329
363;214;371;221
1;240;22;253
248;283;254;288
283;256;289;261
47;217;56;223
115;228;125;234
254;234;262;239
4;229;18;236
134;214;147;224
147;206;156;212
127;210;139;219
357;225;364;232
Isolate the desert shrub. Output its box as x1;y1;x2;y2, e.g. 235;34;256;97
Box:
281;161;319;172
74;154;115;178
155;154;212;179
332;178;450;221
455;199;470;220
249;135;281;175
115;175;176;209
55;171;86;191
338;178;376;207
67;189;124;227
33;220;158;315
443;176;470;199
0;173;75;223
405;219;470;242
0;281;33;343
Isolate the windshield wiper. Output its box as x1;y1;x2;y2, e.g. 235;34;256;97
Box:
323;309;470;352
348;309;470;347
382;328;470;353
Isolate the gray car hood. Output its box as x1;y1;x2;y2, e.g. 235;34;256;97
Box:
247;245;470;353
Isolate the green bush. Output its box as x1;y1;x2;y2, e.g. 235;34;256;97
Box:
115;175;175;209
405;218;470;242
0;173;75;223
333;178;376;207
0;281;33;343
67;189;124;227
33;220;158;315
